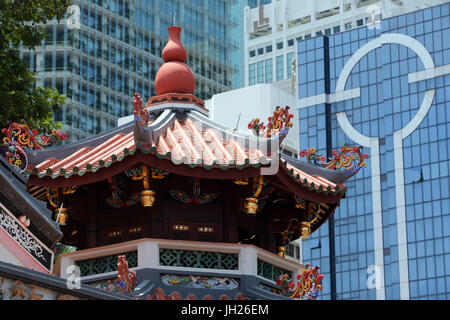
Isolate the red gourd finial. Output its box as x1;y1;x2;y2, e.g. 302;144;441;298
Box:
155;26;195;95
162;26;187;63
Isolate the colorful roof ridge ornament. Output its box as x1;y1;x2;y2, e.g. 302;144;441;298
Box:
299;143;369;177
133;93;149;131
248;106;293;141
276;264;323;299
2;120;67;150
1;120;67;172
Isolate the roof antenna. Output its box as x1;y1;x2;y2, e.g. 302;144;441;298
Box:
280;143;286;155
55;202;64;223
234;113;241;132
173;11;176;26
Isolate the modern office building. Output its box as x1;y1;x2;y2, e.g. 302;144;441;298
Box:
20;0;235;142
230;0;271;89
243;0;448;90
297;2;450;299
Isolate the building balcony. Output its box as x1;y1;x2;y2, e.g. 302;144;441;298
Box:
55;238;304;300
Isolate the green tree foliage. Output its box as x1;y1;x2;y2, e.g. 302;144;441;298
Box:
0;0;71;132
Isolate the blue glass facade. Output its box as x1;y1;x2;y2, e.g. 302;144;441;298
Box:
298;3;450;299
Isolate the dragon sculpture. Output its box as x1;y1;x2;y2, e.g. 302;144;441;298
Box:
1;120;67;172
248;105;293;140
276;264;323;299
299;143;369;177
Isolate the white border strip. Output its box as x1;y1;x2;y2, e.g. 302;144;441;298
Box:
336;113;386;300
408;64;450;83
297;88;361;109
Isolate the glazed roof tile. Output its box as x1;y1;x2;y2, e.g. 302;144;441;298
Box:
281;160;346;196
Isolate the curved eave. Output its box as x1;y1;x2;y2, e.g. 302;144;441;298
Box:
26;150;274;188
279;154;359;184
309;201;340;234
272;160;346;204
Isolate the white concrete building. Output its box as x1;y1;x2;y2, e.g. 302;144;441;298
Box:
206;80;299;158
243;0;448;88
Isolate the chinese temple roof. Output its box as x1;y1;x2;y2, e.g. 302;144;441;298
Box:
23;106;345;205
24;106;274;179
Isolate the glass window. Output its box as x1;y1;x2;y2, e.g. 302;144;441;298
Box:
265;58;273;83
316;31;322;36
333;25;341;33
277;42;283;49
276;55;284;81
266;45;272;53
248;0;257;8
345;22;352;30
324;28;331;35
257;61;264;83
249;50;255;58
357;19;364;26
288;39;294;46
304;34;311;39
249;63;256;85
258;48;264;55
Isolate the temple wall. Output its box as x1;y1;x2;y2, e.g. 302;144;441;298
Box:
0;243;25;269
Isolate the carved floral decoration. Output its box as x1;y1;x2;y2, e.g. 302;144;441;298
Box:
105;174;140;208
170;178;217;204
125;166;169;180
0;207;48;264
162;274;239;290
